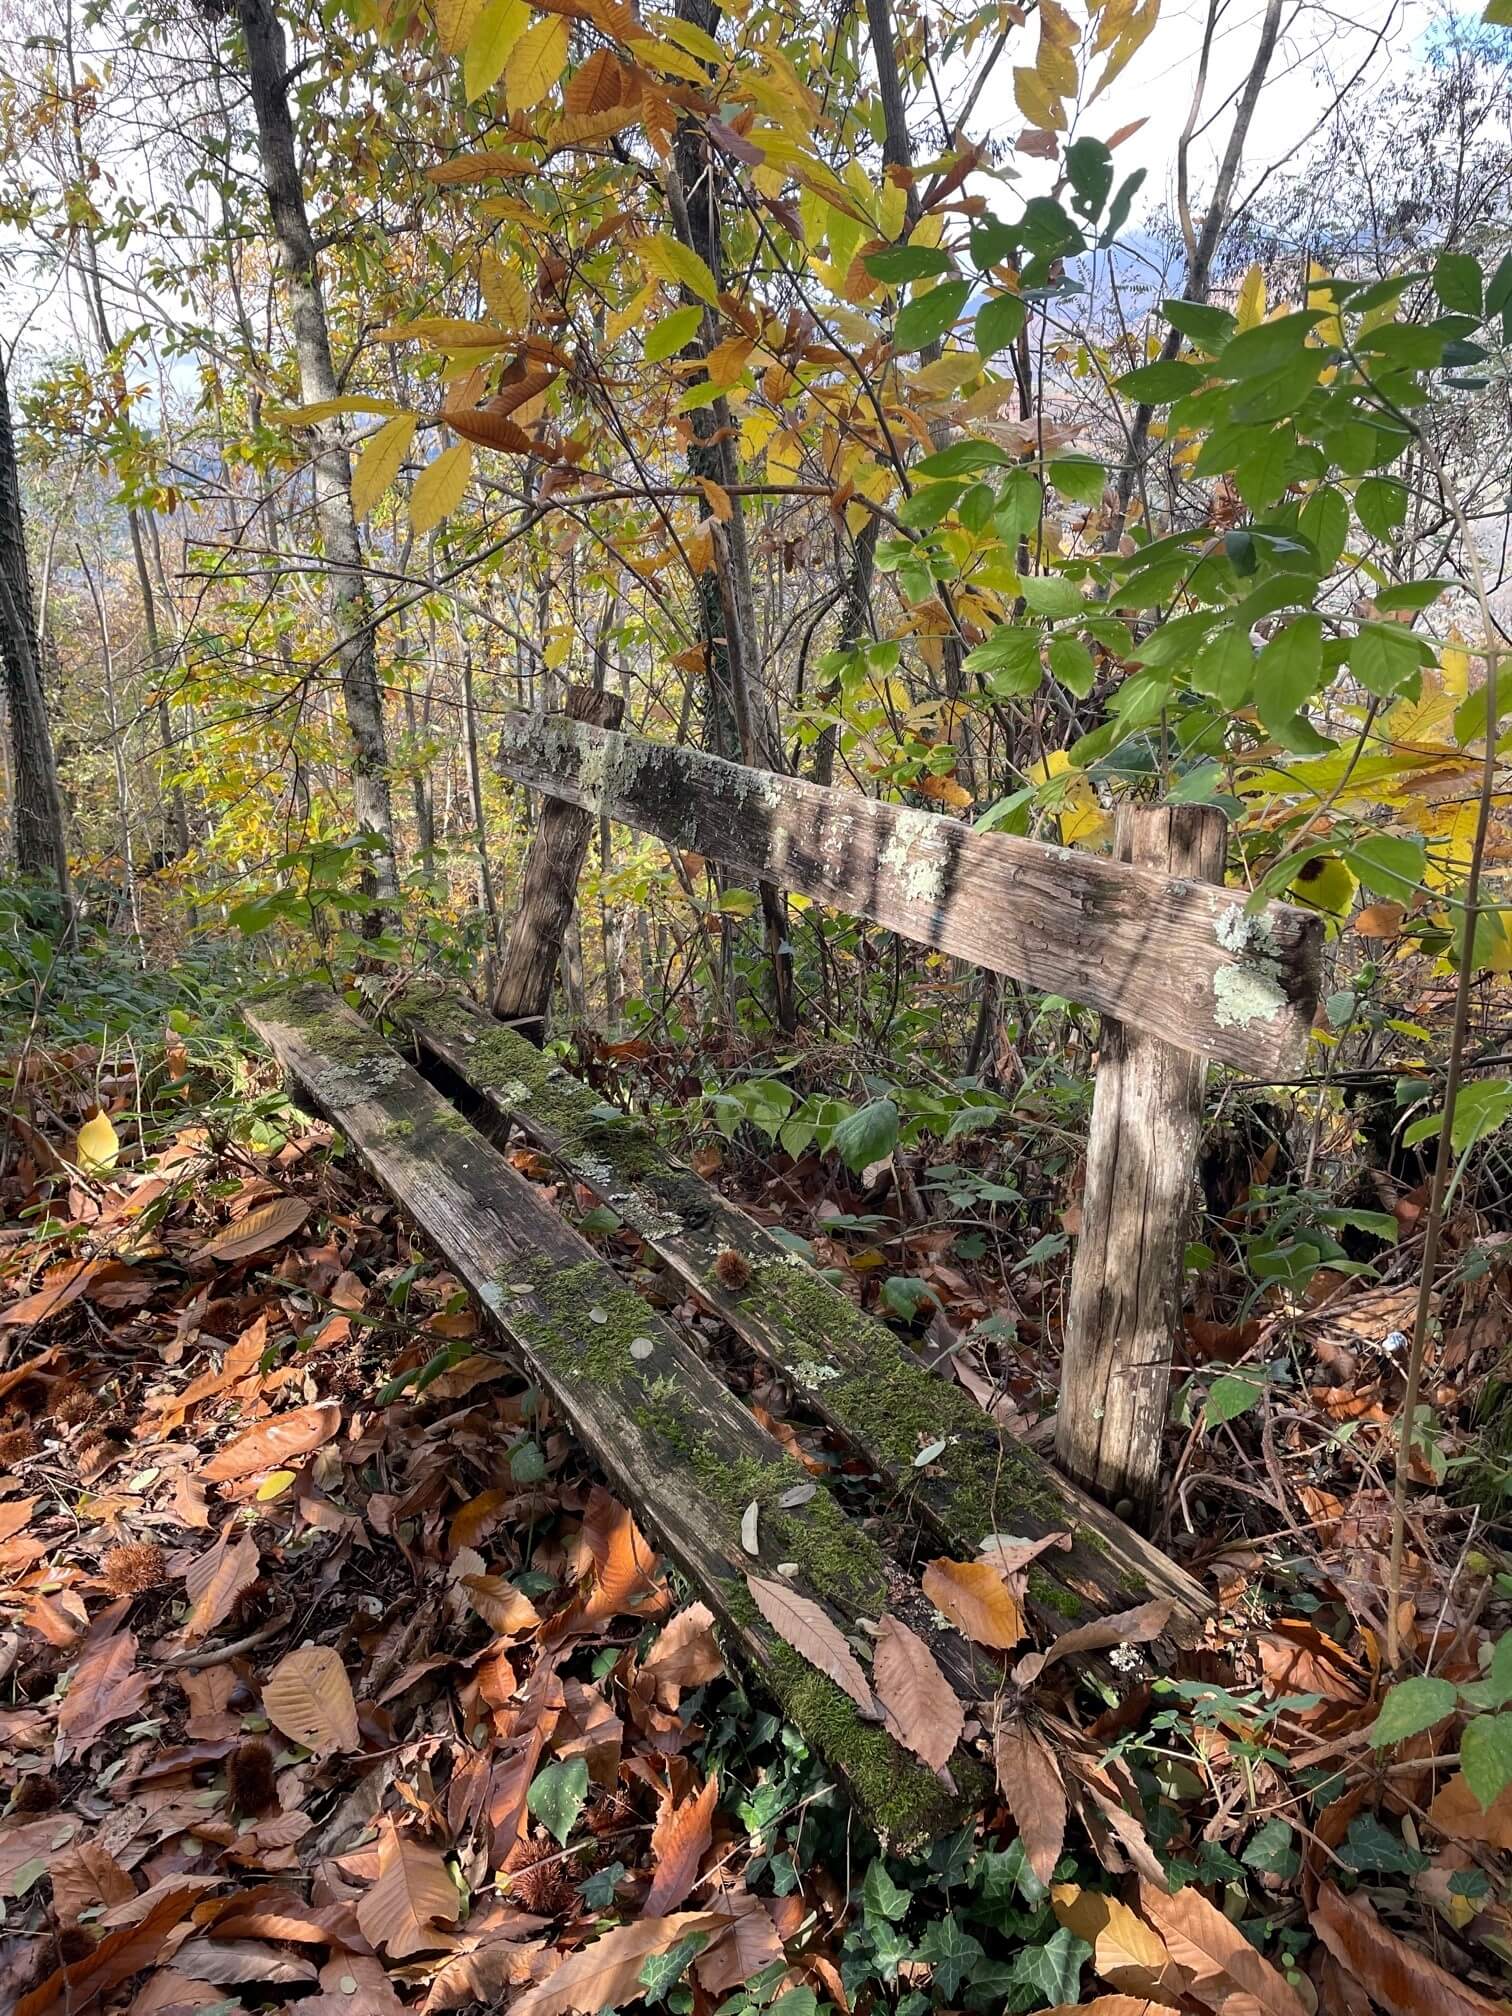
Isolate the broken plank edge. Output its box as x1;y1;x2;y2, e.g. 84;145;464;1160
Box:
392;982;1212;1649
250;986;985;1847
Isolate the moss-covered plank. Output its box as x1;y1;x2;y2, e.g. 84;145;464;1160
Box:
395;984;1210;1646
249;987;984;1847
494;709;1321;1076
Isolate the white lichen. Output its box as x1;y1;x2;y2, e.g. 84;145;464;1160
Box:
1211;902;1288;1029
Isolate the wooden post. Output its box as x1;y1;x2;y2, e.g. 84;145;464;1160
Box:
491;684;624;1043
1056;804;1228;1525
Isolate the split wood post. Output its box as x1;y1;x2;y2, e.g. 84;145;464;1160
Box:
491;684;624;1043
1056;802;1228;1526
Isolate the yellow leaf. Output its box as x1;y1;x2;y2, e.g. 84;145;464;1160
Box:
1050;1882;1182;2000
434;0;484;56
1307;261;1344;348
504;13;568;110
352;413;417;520
1014;64;1066;131
265;395;397;426
464;0;528;102
1089;0;1160;101
256;1469;298;1501
1290;856;1358;918
636;230;719;307
1236;263;1267;332
922;1558;1025;1650
1029;750;1112;849
410;439;473;536
75;1109;120;1174
479;251;527;328
1440;641;1471;701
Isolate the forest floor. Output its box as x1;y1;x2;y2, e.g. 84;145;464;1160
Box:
1;966;1511;2016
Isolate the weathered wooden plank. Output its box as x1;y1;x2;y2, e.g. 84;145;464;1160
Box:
1058;806;1226;1522
395;984;1210;1644
493;686;624;1041
250;988;986;1845
494;711;1322;1076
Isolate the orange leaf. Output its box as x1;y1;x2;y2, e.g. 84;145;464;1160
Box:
994;1714;1066;1884
644;1772;718;1915
203;1402;341;1483
922;1557;1024;1649
1311;1878;1504;2016
578;1488;664;1620
193;1193;310;1265
180;1524;261;1643
262;1643;361;1754
461;1574;542;1636
17;1883;204;2016
509;1912;730;2016
1354;901;1405;938
872;1614;964;1773
642;1601;724;1700
0;1258;101;1327
1139;1877;1307;2016
1427;1770;1512;1848
355;1818;461;1959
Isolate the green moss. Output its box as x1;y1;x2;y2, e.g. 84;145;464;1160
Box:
1027;1564;1085;1618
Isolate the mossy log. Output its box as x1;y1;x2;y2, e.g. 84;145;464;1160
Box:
249;987;988;1847
393;984;1210;1646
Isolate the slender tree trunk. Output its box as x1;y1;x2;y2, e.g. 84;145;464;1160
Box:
0;345;71;909
77;546;141;953
233;0;399;916
461;645;501;969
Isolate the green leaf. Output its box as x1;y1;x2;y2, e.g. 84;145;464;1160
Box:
864;244;953;284
527;1757;588;1845
1462;1634;1512;1710
1356;476;1408;542
1206;1371;1264;1427
1463;1715;1512;1809
1189;628;1253;707
1216;310;1327;379
994;468;1042;539
1350;622;1425;699
1163;299;1236;352
1339;1813;1429;1875
1255;614;1324;739
1116;359;1205;403
895;278;969;352
1404;1078;1512;1153
1064;137;1114;220
1049;454;1105;505
832;1097;899;1172
862;1859;911;1923
1369;1674;1458;1747
644;305;703;362
509;1437;547;1484
1004;1929;1089;2008
1242;1819;1301;1876
914;441;1011;479
640;1932;711;2003
881;1275;937;1320
1433;251;1483;317
965;627;1041;694
974;290;1026;357
1344;834;1425;903
1018;574;1083;619
1048;635;1094;698
1488;251;1512;319
1234;425;1296;511
916;1914;982;2000
1298;486;1350;571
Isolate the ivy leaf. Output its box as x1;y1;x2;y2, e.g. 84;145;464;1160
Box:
894;278;970;352
1338;1812;1429;1875
1003;1927;1090;2008
1242;1818;1301;1876
638;1930;710;2003
527;1756;588;1845
915;1913;982;1999
862;1858;911;1924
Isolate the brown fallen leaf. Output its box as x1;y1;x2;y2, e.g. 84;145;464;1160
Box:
1013;1599;1173;1686
873;1614;964;1774
180;1525;261;1644
461;1574;543;1636
1050;1884;1182;2003
47;1837;132;1925
262;1643;360;1755
0;1258;101;1327
1427;1770;1512;1848
1311;1878;1505;2016
1139;1877;1307;2016
578;1487;666;1621
746;1574;878;1718
202;1401;341;1483
645;1772;718;1916
509;1911;730;2016
994;1714;1067;1885
423;1930;547;2012
693;1886;785;1996
356;1817;461;1958
168;1937;319;1986
18;1882;203;2016
0;1816;79;1897
923;1558;1024;1650
55;1629;154;1762
193;1193;310;1265
642;1601;724;1699
1043;2000;1166;2016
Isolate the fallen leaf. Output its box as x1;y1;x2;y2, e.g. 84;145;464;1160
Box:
1042;2001;1166;2016
203;1402;341;1482
746;1574;878;1718
873;1615;964;1773
180;1525;261;1644
578;1488;665;1620
0;1258;101;1327
193;1193;310;1264
1014;1599;1173;1685
423;1930;547;2012
1140;1877;1307;2016
509;1912;729;2016
461;1575;542;1636
168;1938;319;1986
46;1837;131;1924
994;1714;1067;1885
262;1643;360;1754
923;1557;1024;1650
1428;1770;1512;1848
56;1630;153;1762
1050;1883;1182;2002
642;1601;724;1699
0;1816;79;1897
645;1772;718;1915
76;1109;121;1173
355;1818;461;1958
17;1882;203;2016
693;1886;785;1996
1312;1879;1504;2016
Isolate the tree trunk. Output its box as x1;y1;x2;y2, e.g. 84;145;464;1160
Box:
0;344;71;909
234;0;399;915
